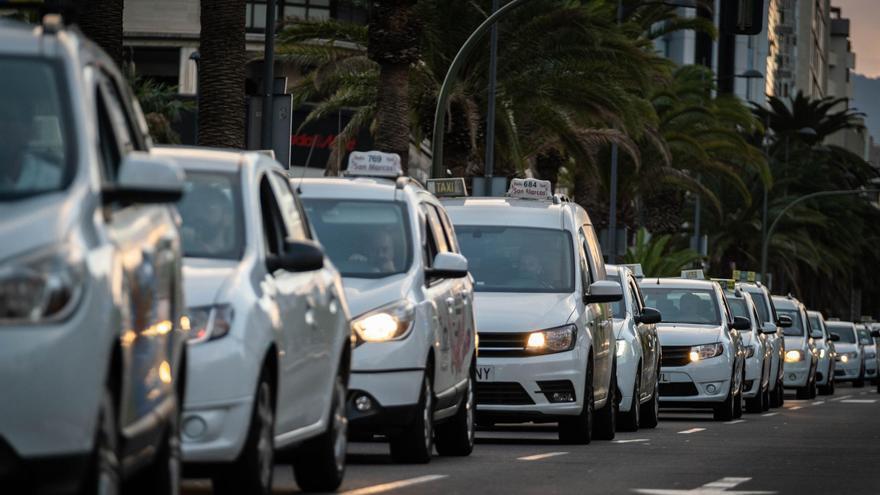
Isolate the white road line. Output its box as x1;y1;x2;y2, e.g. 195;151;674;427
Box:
634;476;777;494
613;438;650;444
677;428;706;434
762;412;779;417
812;401;824;406
830;394;852;402
841;399;878;404
724;419;746;425
340;475;448;495
789;406;803;410
517;451;569;461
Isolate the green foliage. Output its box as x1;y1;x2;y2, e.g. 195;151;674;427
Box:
623;228;701;277
126;67;194;144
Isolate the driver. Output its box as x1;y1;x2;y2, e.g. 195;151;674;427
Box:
679;292;707;323
181;186;233;255
349;229;397;273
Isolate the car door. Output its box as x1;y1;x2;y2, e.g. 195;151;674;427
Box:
580;226;613;403
630;277;657;398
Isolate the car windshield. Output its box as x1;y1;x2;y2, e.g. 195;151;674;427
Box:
727;298;750;322
607;273;625;318
776;309;804;336
0;57;73;200
455;226;574;293
809;315;824;337
177;171;244;260
828;324;856;343
641;288;721;325
748;291;771;323
857;329;873;346
302;199;412;278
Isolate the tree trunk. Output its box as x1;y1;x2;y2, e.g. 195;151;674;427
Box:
199;0;246;149
373;64;412;170
76;0;124;68
535;149;564;192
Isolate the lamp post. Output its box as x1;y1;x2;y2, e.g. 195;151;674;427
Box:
261;0;277;150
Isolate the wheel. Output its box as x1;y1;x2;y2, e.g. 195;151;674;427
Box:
294;374;348;492
808;369;819;399
80;388;121;495
129;394;182;495
558;360;593;444
435;366;475;456
854;365;865;388
795;383;811;399
732;369;744;419
639;366;660;429
592;359;617;440
389;372;433;464
713;374;735;421
213;374;275;495
745;376;764;414
761;381;771;411
769;377;784;408
617;365;640;432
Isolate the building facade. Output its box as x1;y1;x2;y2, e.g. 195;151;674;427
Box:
825;7;868;159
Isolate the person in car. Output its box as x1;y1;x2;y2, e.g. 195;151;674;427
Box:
0;98;61;191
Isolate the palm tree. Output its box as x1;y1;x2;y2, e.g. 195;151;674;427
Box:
75;0;124;67
623;228;701;277
198;0;247;148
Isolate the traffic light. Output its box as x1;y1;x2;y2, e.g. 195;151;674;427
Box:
721;0;765;35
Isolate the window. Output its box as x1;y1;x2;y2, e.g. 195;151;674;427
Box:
577;229;592;290
268;171;308;241
776;308;804;336
259;177;287;258
178;171;245;260
641;288;722;326
421;204;449;254
827;324;856;343
433;205;459;253
606;272;624;319
246;0;332;32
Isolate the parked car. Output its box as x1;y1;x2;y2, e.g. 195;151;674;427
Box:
726;287;775;412
773;296;819;399
807;311;837;395
156;147;352;493
0;17;186;493
298;152;476;463
856;324;878;385
606;264;662;430
740;283;787;407
827;321;865;386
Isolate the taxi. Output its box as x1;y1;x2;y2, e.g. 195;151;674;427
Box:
722;283;774;413
606;264;662;431
772;296;819;399
639;275;748;421
856;325;878;384
826;321;864;386
807;310;837;395
443;179;623;444
297;152;476;463
739;280;788;408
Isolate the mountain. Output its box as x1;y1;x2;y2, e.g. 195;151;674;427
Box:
853;73;880;141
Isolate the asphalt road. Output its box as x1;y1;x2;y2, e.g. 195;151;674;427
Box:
183;383;880;495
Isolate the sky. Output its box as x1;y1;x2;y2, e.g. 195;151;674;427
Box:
833;0;880;78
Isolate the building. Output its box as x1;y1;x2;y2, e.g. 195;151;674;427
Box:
766;0;831;100
825;6;868;159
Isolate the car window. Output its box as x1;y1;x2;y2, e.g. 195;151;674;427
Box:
432;204;459;253
259;176;287;258
578;230;593;289
641;288;721;325
607;272;625;318
748;290;771;323
858;328;873;345
421;204;449;255
728;298;750;323
178;171;244;260
776;308;804;336
583;226;606;280
268;171;307;241
630;280;645;313
95;88;121;182
827;324;856;343
96;73;138;159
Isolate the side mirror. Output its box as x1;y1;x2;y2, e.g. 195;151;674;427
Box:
103;152;185;204
636;307;662;325
732;316;751;331
777;315;793;328
426;252;468;280
584;280;623;304
829;333;841;342
267;240;324;273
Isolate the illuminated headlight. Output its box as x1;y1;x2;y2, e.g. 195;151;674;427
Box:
0;244;86;324
819;349;826;359
784;350;804;363
745;345;756;358
526;324;577;354
840;354;849;363
867;351;877;359
187;304;234;343
616;339;628;357
689;343;724;362
352;300;415;343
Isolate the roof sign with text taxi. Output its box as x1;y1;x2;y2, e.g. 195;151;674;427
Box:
506;178;552;200
621;263;645;279
711;278;737;291
681;269;705;280
732;269;759;283
345;150;402;178
426;178;468;198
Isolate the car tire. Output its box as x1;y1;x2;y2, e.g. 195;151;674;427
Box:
761;383;771;411
617;365;640;432
769;377;784;408
713;373;736;421
213;373;275;495
745;375;764;414
639;366;660;429
558;360;593;445
732;368;744;419
592;359;617;440
81;388;121;495
854;365;865;388
129;394;182;495
435;366;475;457
389;372;433;464
293;374;348;492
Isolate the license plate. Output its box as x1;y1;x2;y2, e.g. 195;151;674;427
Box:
476;366;495;382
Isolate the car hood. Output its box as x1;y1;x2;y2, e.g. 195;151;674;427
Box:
342;273;412;318
183;258;241;307
473;292;577;333
784;336;808;351
0;190;85;262
656;323;722;346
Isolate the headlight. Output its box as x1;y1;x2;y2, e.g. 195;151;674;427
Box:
0;244;85;324
784;350;804;363
352;300;415;343
187;304;234;343
840;354;849;363
689;343;724;362
867;351;877;359
525;324;577;354
819;349;826;359
745;345;756;358
616;339;628;357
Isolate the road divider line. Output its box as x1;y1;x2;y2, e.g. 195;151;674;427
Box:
762;412;779;417
841;399;877;404
789;406;803;410
724;419;746;424
830;394;852;402
340;475;448;495
677;428;706;434
612;438;650;444
518;451;569;461
812;401;824;406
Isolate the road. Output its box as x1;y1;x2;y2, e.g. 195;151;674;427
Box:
184;384;880;494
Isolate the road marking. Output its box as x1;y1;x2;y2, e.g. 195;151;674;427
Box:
762;412;778;417
724;419;746;425
613;438;650;444
634;476;776;494
811;401;824;406
841;399;877;404
830;394;852;402
788;406;803;410
678;428;706;434
340;475;448;495
518;451;569;461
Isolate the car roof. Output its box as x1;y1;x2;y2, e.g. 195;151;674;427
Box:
771;295;800;309
806;310;823;317
441;197;571;229
0;18;110;65
639;277;719;290
297;176;419;202
153;146;263;173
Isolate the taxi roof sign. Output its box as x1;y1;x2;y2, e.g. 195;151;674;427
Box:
507;178;552;200
345;151;403;178
621;263;645;279
426;178;468;198
681;269;705;280
711;278;737;291
732;269;759;283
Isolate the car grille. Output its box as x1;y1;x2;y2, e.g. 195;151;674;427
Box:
478;332;530;357
661;346;693;367
476;382;535;405
659;382;699;396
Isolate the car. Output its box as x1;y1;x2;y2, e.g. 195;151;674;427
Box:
298;152;476;463
725;285;775;412
807;311;837;395
856;324;878;385
0;16;186;493
772;296;819;399
155;147;352;493
606;264;662;431
442;179;623;444
639;277;748;421
740;282;787;407
827;321;864;386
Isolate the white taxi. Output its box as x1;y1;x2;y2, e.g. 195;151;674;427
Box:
740;282;789;407
443;179;623;444
298;152;476;464
723;284;774;413
827;321;864;386
772;295;819;399
807;310;837;395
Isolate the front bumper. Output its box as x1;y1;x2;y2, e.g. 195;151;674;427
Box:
658;356;733;406
816;356;833;385
346;369;424;434
834;357;862;381
743;354;763;399
865;356;878;379
783;359;811;388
